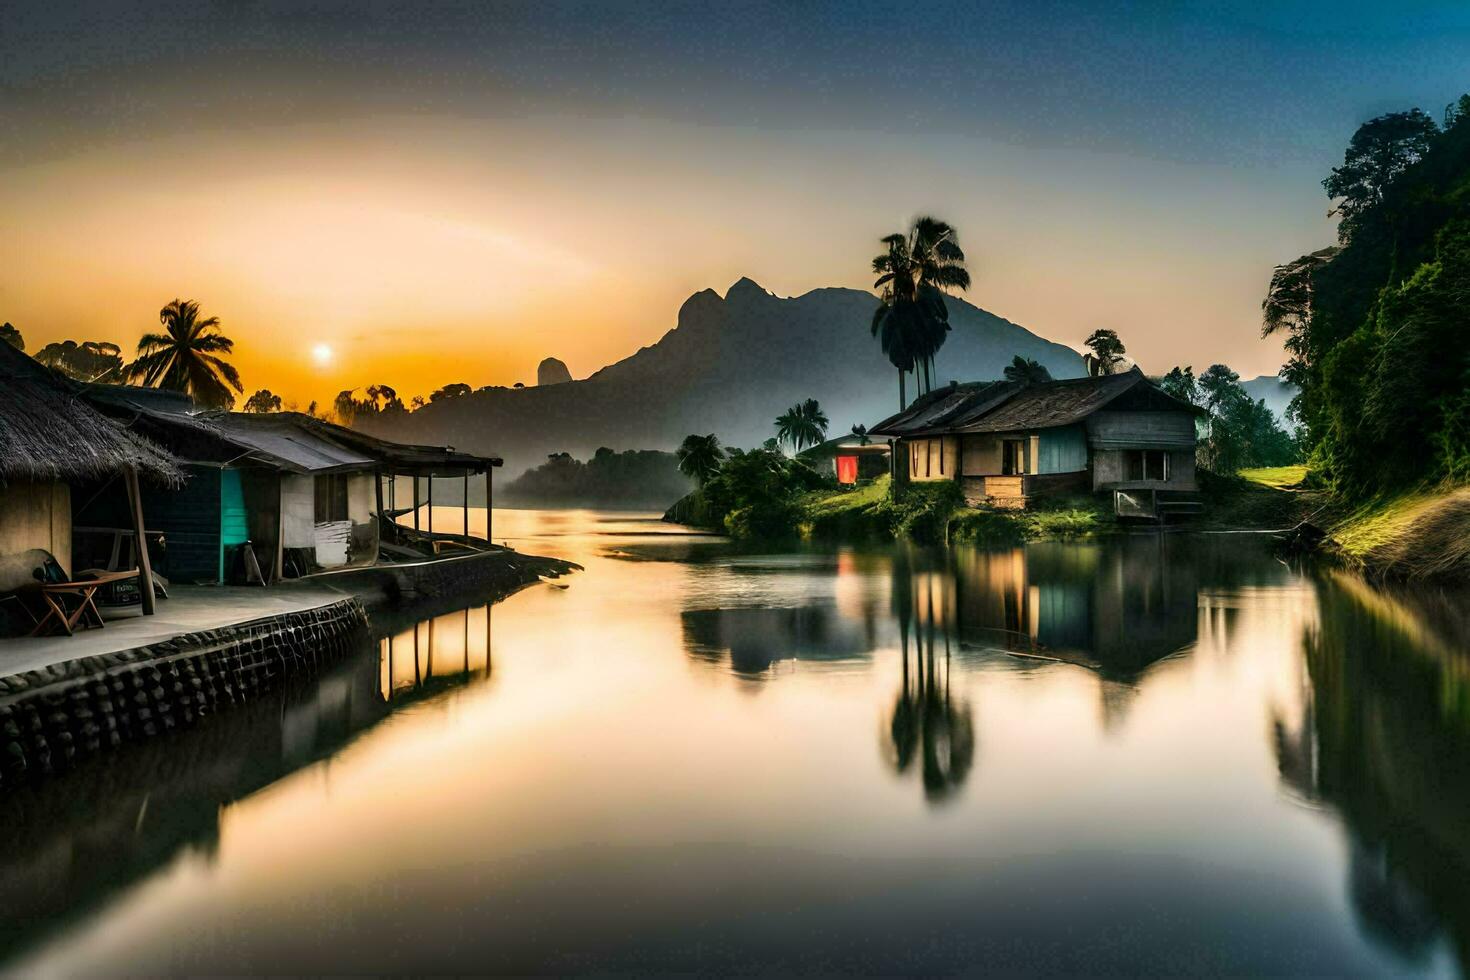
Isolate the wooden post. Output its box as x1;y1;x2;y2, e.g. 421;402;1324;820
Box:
124;466;157;616
427;474;434;534
413;474;420;531
463;471;469;537
486;468;493;543
274;476;285;583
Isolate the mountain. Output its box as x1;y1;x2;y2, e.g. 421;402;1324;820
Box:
1241;374;1298;429
360;278;1085;475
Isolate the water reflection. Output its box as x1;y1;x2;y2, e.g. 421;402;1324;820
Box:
0;603;495;967
1272;575;1470;968
887;557;974;802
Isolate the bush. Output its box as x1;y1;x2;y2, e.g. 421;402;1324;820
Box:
876;481;964;543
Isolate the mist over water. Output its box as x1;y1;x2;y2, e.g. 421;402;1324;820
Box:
3;509;1468;975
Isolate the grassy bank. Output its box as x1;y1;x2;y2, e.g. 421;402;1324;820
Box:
1322;484;1470;582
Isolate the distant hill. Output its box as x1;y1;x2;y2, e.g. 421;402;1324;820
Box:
360;278;1085;475
1241;374;1298;429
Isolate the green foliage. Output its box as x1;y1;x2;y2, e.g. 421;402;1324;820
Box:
505;448;693;508
697;446;830;538
774;399;829;452
873;481;963;544
1158;365;1201;405
1322;109;1438;243
674;433;725;485
1264;96;1470;497
1083;328;1126;375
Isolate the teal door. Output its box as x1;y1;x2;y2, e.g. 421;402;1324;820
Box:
220;468;250;581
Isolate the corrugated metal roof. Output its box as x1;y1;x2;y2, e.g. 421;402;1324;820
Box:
208;414;378;473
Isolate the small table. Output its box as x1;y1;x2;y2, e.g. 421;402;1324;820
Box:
28;570;140;638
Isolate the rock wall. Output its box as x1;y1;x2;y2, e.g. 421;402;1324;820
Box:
0;599;368;786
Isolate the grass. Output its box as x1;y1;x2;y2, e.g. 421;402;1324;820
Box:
1326;484;1470;580
1239;465;1308;489
799;475;890;518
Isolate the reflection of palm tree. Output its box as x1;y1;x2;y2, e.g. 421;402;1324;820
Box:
885;552;975;802
126;299;242;409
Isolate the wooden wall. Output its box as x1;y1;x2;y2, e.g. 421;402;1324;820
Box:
904;436;959;482
0;480;71;577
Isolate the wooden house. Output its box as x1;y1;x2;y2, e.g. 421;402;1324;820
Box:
0;341;180;619
83;388;500;583
869;369;1204;516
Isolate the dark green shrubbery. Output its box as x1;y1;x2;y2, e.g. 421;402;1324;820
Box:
872;481;964;543
671;446;830;538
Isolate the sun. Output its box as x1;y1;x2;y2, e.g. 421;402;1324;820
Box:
311;343;333;366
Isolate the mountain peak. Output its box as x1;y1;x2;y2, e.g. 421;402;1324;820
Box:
725;277;770;302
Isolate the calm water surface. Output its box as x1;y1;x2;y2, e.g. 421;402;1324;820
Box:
4;508;1469;975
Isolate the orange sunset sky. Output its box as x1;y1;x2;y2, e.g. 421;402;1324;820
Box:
4;2;1464;407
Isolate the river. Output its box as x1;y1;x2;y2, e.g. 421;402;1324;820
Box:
3;508;1468;975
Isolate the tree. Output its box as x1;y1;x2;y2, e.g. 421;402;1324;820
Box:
870;216;972;408
850;424;870;445
1083;329;1127;376
1002;355;1052;384
1323;109;1438;242
1198;363;1241;413
1158;366;1201;406
675;433;725;485
1261;247;1338;389
126;299;242;409
430;382;472;402
35;340;124;382
243;389;283;413
0;322;22;351
410;395;426;410
775;398;829;453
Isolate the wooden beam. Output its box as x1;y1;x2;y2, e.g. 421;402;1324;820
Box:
124;466;156;616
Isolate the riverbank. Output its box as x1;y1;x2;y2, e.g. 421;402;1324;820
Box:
666;470;1312;546
0;547;579;786
1319;484;1470;582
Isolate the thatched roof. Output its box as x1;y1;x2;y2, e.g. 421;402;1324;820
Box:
870;369;1202;438
0;341;182;485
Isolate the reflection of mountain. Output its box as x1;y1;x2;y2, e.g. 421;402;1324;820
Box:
0;604;493;970
1273;576;1470;971
361;278;1084;475
682;603;877;676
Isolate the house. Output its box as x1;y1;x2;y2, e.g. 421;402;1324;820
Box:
82;387;500;583
798;438;891;485
868;369;1204;516
0;341;180;616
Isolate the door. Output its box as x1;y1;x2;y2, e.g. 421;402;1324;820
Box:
1001;439;1026;476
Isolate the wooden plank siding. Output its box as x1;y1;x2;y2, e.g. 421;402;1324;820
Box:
142;465;222;583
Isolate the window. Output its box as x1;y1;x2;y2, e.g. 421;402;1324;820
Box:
314;473;350;522
1124;450;1170;482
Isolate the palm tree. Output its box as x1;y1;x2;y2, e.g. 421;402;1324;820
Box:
775;398;829;453
126;300;242;409
870;216;971;408
675;433;725;485
1003;355;1052;384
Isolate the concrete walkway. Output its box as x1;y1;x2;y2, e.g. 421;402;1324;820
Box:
0;584;348;678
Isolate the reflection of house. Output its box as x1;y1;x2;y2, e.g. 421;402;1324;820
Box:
83;387;499;583
682;603;876;675
0;342;179;602
869;369;1203;515
945;537;1200;679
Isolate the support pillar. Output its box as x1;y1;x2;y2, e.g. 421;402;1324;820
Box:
124;466;157;616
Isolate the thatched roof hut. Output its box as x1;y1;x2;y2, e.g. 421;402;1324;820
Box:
0;340;181;486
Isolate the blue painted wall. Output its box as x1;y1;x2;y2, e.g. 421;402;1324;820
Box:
1036;426;1088;474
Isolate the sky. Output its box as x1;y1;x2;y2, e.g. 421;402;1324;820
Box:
3;1;1469;405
